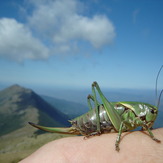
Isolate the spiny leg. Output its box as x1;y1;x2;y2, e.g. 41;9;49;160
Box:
91;82;101;134
87;95;93;110
84;94;101;138
135;118;161;143
146;127;161;143
137;119;161;143
115;116;144;152
87;94;100;111
115;122;124;152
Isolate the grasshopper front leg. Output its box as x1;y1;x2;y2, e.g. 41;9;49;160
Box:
132;117;161;143
145;126;161;143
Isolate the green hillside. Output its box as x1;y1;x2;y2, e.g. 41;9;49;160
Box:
0;84;72;162
0;84;69;136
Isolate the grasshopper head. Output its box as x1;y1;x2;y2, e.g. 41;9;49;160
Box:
145;89;162;128
145;105;158;124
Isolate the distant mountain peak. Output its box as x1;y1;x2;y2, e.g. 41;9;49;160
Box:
9;84;22;88
7;84;27;91
0;84;32;95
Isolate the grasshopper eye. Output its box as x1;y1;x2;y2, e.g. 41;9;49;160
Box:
150;109;155;114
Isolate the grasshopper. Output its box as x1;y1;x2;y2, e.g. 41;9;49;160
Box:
29;66;163;151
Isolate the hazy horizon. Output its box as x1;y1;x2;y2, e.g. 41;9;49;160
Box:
0;83;161;106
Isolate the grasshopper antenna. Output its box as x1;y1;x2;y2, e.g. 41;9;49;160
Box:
155;65;163;107
157;89;163;109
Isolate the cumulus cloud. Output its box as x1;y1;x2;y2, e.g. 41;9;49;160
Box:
0;18;49;62
53;15;115;48
28;0;115;51
0;0;116;62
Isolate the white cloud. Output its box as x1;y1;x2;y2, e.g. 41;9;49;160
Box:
28;0;115;51
0;0;116;62
0;18;49;62
53;15;115;48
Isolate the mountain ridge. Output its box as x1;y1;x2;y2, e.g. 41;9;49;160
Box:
0;84;69;137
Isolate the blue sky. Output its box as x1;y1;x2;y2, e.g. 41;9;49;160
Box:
0;0;163;91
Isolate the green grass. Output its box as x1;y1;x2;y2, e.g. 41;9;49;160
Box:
0;113;23;136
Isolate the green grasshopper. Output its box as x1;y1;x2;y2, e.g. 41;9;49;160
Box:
29;66;163;151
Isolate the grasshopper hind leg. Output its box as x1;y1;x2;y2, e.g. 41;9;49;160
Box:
90;82;102;134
